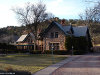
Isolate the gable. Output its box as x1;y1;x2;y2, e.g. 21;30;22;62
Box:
16;33;35;42
39;21;89;38
45;25;65;38
40;21;71;37
17;34;28;42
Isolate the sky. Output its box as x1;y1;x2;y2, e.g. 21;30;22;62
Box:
0;0;98;28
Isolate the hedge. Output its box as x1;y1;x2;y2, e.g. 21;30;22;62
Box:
0;43;16;50
27;50;68;55
4;69;31;75
65;36;89;51
73;50;87;55
43;50;68;55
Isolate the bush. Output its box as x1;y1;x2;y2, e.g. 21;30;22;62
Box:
5;66;32;75
73;50;87;55
0;43;17;54
43;50;68;55
30;50;42;54
65;36;90;53
14;70;31;75
54;50;68;55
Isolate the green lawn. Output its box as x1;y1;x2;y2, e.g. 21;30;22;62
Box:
0;54;67;73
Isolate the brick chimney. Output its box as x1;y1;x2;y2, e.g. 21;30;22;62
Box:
37;28;41;34
61;19;66;25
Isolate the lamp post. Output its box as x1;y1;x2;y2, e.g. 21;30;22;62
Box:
70;23;74;56
72;45;73;56
71;34;74;56
51;44;54;64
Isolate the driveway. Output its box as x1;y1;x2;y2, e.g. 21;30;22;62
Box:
51;53;100;75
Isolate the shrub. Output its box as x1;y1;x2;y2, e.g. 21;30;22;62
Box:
44;50;68;55
0;43;17;54
73;50;87;55
5;67;31;75
30;50;42;54
14;70;31;75
54;50;68;55
5;66;13;72
65;36;90;53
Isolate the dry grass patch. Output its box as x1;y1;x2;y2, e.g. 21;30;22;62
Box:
0;54;67;73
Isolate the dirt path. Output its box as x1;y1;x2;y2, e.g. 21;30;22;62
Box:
51;54;100;75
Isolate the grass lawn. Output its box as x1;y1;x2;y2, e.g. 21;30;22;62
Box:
0;54;67;73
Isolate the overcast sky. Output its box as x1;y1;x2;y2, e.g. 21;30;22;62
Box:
0;0;97;28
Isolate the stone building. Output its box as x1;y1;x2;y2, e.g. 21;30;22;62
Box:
16;33;35;50
40;21;91;51
16;21;91;51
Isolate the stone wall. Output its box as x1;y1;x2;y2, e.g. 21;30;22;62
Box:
43;25;66;50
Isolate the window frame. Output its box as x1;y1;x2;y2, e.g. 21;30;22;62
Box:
55;32;58;38
50;32;58;38
50;32;54;38
49;43;59;50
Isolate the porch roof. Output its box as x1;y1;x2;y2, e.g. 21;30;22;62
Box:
17;34;28;42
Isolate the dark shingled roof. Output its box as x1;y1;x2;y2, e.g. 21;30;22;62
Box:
73;26;88;37
16;33;35;42
35;21;89;38
40;21;72;36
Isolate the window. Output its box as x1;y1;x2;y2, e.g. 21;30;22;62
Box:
50;32;54;38
49;43;59;50
50;32;58;38
55;32;58;38
30;39;33;43
28;38;32;43
28;39;30;43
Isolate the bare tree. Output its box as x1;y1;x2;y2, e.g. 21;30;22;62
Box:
12;2;54;50
79;1;100;45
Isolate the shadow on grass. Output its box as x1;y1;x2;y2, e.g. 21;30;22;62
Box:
0;70;31;75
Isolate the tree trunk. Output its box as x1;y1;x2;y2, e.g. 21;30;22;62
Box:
34;39;36;51
33;24;38;51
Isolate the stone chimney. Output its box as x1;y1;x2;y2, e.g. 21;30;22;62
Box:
61;19;66;25
54;17;59;21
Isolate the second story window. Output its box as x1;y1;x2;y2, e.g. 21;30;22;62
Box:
50;32;54;38
55;32;58;38
50;32;58;38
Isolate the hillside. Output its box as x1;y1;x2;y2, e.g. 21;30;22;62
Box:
0;19;100;44
0;20;50;43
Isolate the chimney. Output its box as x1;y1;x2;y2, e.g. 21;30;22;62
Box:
37;28;41;34
61;19;66;25
54;17;59;21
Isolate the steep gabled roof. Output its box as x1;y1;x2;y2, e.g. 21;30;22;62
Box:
73;26;88;37
54;22;67;34
16;34;28;42
40;21;89;37
62;25;72;33
16;33;34;42
40;21;71;36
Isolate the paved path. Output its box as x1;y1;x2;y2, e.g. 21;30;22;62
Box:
33;55;79;75
51;54;100;75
